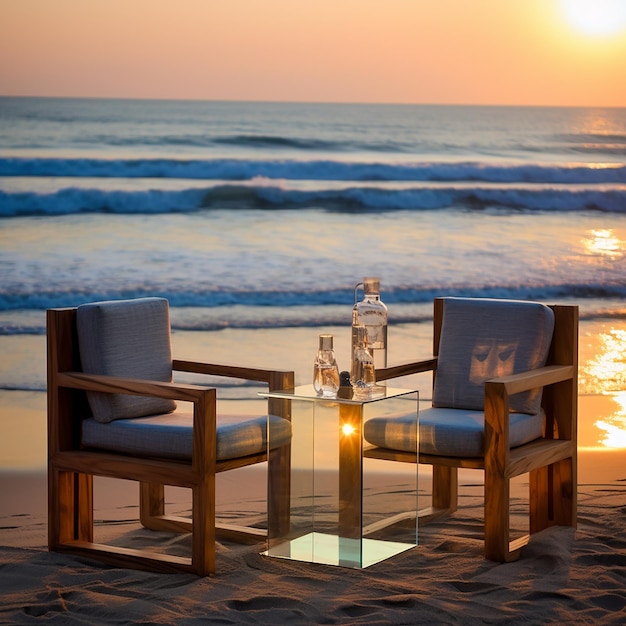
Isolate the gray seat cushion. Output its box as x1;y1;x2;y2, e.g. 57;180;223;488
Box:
364;407;544;458
363;298;554;458
77;297;176;423
434;297;554;415
82;413;292;461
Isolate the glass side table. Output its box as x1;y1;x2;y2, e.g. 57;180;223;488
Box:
260;384;419;569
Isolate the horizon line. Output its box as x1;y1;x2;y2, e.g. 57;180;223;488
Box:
1;94;625;110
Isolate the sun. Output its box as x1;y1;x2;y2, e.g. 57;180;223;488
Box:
560;0;626;37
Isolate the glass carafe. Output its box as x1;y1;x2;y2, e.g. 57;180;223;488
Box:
352;277;388;371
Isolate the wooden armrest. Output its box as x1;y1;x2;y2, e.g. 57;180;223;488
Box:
486;364;575;396
173;359;293;385
375;357;437;382
484;364;576;447
58;371;222;465
57;371;210;403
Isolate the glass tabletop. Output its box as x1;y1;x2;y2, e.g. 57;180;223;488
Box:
259;384;417;404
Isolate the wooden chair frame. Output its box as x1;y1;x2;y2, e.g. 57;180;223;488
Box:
47;307;293;576
367;299;578;562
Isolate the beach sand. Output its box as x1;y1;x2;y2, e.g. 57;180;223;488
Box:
1;320;626;624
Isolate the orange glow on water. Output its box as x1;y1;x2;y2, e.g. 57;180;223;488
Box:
583;328;626;392
595;392;626;448
580;328;626;449
581;229;623;259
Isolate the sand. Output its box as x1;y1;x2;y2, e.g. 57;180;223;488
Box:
1;320;626;624
1;454;625;625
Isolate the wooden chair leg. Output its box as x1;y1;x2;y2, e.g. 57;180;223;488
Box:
432;465;458;512
483;468;515;562
76;472;93;542
484;466;507;561
192;474;215;576
139;481;195;534
530;458;576;533
267;387;293;539
140;482;165;529
268;444;291;539
484;468;530;563
50;470;93;547
49;469;70;547
417;464;458;525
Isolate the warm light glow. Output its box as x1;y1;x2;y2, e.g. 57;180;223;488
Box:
581;328;626;448
341;423;356;437
581;229;623;259
560;0;626;36
1;1;626;106
596;392;626;448
584;328;626;391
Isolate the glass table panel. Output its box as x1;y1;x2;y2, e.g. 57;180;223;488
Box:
261;385;419;569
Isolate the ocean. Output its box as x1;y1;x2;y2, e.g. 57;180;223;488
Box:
1;97;625;395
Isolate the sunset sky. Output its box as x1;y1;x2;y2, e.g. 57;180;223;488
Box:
1;0;625;106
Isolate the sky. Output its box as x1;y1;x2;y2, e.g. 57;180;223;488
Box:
0;0;625;107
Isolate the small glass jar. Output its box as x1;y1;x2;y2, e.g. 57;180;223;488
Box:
313;334;340;397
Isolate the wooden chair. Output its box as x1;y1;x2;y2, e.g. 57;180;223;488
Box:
364;297;578;562
47;297;293;576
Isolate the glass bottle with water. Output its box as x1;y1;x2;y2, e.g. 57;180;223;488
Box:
352;277;388;371
350;325;376;393
313;334;340;397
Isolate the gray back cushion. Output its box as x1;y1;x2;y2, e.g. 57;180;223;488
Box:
77;297;176;423
433;298;554;414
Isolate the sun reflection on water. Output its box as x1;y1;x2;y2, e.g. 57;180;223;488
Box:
584;328;626;390
595;392;626;448
581;228;623;259
581;328;626;448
